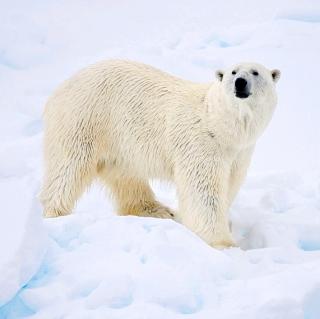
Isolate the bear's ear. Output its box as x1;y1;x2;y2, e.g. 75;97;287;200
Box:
271;69;281;83
215;70;224;82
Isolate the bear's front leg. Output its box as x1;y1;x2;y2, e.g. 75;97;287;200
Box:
175;158;236;249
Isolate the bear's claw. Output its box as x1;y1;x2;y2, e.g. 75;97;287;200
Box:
148;206;175;219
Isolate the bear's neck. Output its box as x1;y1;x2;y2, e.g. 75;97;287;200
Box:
204;84;272;149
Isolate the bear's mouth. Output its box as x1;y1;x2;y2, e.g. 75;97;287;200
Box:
235;91;251;99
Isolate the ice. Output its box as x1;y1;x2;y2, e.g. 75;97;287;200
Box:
1;0;320;318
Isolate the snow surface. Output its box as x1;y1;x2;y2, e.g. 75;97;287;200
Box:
1;0;320;318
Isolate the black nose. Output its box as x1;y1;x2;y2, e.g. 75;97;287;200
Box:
235;77;247;91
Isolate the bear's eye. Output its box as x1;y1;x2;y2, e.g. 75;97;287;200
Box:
232;70;236;75
252;71;259;76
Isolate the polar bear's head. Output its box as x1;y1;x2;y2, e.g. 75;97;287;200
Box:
215;63;280;102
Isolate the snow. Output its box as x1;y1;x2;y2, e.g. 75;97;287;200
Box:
0;175;46;307
0;0;320;318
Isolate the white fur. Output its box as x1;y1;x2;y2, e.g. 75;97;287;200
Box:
40;60;280;248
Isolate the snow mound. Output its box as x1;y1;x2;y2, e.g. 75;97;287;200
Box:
1;173;320;318
2;211;232;318
0;175;47;307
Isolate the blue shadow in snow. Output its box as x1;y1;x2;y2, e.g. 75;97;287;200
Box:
277;14;320;23
0;259;56;318
298;240;320;251
0;295;35;319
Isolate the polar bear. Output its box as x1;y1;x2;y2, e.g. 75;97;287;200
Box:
40;60;280;248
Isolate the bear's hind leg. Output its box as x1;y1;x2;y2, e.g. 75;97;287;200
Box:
99;170;174;219
40;156;96;218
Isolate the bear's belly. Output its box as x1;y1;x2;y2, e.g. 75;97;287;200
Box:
101;140;174;181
